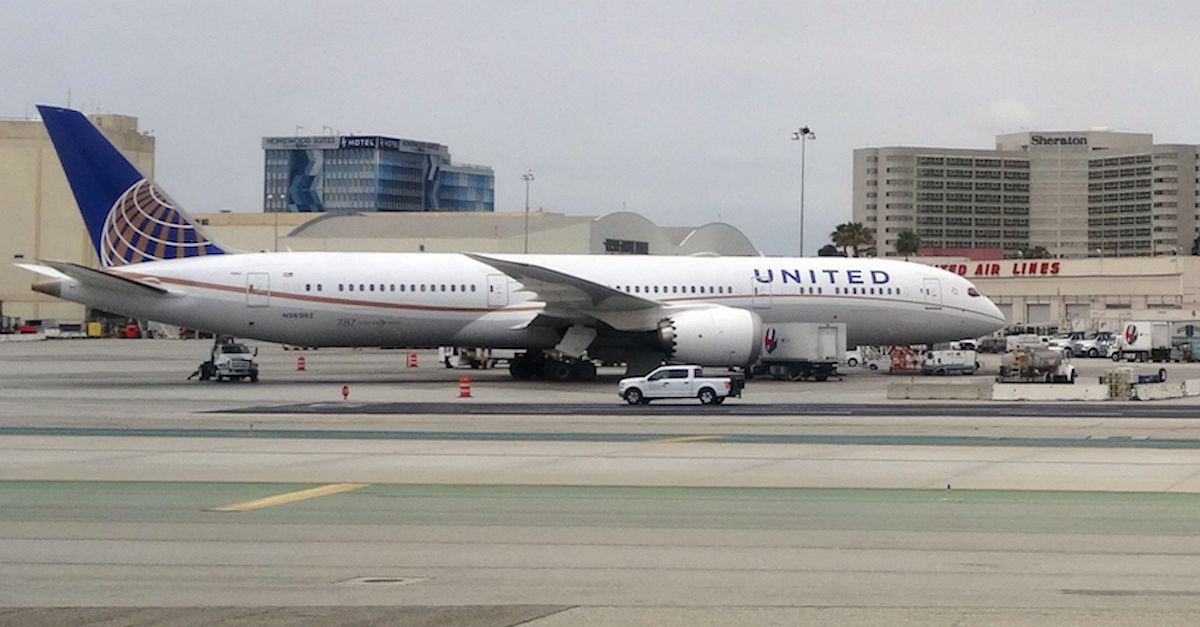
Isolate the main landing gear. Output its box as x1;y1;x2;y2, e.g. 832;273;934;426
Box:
508;352;597;382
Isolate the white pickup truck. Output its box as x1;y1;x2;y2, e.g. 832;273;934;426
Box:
618;365;745;405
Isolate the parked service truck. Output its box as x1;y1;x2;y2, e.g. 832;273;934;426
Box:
192;338;259;382
997;347;1077;383
1112;321;1172;363
921;349;979;375
751;323;846;381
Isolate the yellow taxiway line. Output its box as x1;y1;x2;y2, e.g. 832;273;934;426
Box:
654;435;721;445
208;482;370;512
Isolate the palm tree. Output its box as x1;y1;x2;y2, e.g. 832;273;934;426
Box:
894;229;921;257
830;222;875;257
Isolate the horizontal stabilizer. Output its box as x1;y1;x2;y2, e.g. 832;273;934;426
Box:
17;260;173;296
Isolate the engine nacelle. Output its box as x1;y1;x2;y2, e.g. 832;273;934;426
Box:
658;307;763;366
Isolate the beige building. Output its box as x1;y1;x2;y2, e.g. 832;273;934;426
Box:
195;210;760;257
916;255;1200;332
0;113;155;323
855;130;1200;258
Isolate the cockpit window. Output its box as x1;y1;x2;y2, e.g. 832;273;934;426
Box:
967;287;981;297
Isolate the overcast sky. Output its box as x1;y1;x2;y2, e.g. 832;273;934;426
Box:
4;0;1199;255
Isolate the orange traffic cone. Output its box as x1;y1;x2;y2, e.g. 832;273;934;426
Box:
458;376;472;398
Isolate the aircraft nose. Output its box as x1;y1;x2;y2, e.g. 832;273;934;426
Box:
979;297;1007;331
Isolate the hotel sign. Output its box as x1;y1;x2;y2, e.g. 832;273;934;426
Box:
1030;135;1088;146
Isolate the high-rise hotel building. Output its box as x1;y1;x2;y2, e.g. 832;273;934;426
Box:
853;130;1199;258
264;134;494;214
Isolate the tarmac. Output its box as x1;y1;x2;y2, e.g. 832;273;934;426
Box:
2;339;1200;625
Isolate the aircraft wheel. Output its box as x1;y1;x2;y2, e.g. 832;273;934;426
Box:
542;360;573;382
509;358;536;380
572;360;597;381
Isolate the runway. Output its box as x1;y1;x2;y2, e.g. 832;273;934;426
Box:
4;340;1200;624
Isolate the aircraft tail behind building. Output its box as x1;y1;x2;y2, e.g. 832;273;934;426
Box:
37;105;227;267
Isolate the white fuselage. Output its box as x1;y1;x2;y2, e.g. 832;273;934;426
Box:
52;252;1006;349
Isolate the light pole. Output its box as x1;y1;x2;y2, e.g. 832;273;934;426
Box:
791;126;815;257
522;170;535;254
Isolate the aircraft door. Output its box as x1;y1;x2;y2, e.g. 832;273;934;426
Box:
247;273;270;308
922;278;942;308
487;274;508;307
751;280;772;309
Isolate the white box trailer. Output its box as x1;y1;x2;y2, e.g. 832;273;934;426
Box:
1113;321;1172;363
754;323;846;381
921;349;980;375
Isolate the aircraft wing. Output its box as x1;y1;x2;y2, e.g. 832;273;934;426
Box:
465;253;667;330
17;260;173;296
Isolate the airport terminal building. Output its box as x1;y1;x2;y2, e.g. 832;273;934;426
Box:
854;130;1200;259
916;254;1200;332
263;134;494;214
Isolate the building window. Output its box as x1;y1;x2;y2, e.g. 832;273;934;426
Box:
603;238;650;255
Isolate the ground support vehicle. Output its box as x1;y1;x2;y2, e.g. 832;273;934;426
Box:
997;348;1076;384
921;349;979;375
1071;332;1114;358
192;337;259;382
1112;321;1172;363
753;323;845;382
619;365;745;405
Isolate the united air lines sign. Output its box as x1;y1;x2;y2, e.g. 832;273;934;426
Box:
933;261;1062;278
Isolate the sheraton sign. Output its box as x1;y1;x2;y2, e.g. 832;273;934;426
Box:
933;261;1062;278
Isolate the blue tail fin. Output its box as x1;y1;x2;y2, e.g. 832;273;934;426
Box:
37;105;227;267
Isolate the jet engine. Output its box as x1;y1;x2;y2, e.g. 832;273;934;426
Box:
657;307;763;366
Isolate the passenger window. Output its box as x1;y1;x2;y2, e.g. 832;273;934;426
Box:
690;286;696;293
349;284;355;292
451;284;457;292
390;284;395;292
441;285;446;292
653;286;659;293
359;284;365;292
648;371;667;381
470;285;476;292
369;284;375;292
400;284;406;292
305;284;311;292
420;285;426;292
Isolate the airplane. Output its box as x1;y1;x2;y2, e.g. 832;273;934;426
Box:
19;105;1006;380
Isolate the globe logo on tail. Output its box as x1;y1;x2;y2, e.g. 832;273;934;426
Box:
100;179;222;266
